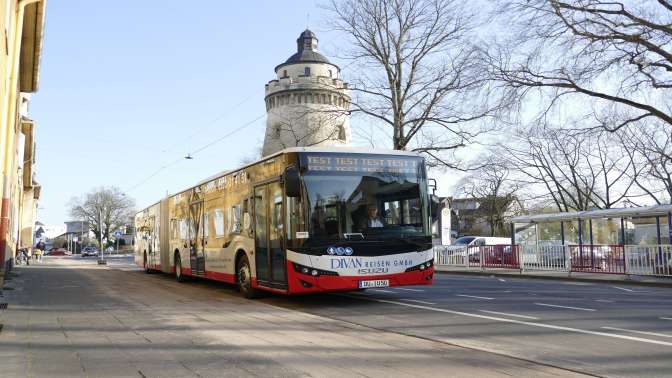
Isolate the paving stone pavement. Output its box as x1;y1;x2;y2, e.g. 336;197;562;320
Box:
0;257;588;377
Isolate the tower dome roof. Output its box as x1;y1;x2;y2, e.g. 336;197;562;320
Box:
275;29;336;72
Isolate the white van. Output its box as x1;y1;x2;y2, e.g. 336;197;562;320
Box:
452;236;511;247
446;236;512;263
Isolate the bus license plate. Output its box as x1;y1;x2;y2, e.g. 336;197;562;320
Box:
359;279;389;289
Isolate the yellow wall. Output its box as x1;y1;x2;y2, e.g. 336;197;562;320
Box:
0;0;45;273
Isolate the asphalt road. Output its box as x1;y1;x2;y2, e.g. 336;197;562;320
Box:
0;256;589;378
68;255;672;377
262;272;672;378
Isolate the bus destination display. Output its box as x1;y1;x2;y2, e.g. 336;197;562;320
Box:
303;155;419;174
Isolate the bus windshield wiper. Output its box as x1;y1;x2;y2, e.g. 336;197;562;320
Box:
343;233;364;240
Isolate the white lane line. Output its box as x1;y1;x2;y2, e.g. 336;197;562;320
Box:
401;299;437;305
660;317;672;321
498;278;506;282
601;326;672;339
479;310;539;320
395;288;425;292
457;294;494;300
612;286;635;292
535;303;596;312
595;299;614;303
340;294;672;347
370;289;394;293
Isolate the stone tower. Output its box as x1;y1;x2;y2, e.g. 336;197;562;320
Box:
262;29;351;156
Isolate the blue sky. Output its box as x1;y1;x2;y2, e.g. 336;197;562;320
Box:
32;1;457;225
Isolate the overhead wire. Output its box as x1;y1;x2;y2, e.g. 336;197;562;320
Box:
125;113;266;193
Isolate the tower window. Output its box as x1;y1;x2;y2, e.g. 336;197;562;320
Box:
283;70;288;78
328;70;332;78
304;67;311;76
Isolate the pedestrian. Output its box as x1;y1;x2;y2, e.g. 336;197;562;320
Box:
21;248;30;265
34;247;42;262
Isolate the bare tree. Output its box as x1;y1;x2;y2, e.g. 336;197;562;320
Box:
69;187;135;245
327;0;504;167
455;158;521;236
272;106;347;150
504;127;635;211
488;0;671;132
620;123;672;204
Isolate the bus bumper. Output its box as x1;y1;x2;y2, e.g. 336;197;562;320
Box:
286;261;434;294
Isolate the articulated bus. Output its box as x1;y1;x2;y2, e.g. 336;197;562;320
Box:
135;147;434;297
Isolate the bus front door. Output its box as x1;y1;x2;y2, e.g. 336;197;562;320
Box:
189;200;206;276
254;181;287;289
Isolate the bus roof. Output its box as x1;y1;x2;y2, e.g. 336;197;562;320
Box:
194;147;422;187
137;147;423;214
512;204;672;223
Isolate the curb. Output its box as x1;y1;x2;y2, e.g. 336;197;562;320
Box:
434;269;672;288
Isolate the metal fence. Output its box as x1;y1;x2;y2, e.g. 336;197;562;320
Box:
434;244;672;277
625;245;672;276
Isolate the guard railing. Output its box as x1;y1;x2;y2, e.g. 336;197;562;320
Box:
434;244;672;277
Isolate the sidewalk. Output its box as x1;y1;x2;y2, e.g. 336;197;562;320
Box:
434;265;672;287
0;258;587;378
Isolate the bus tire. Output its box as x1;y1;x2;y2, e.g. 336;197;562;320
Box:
144;252;152;274
237;255;257;299
175;253;187;283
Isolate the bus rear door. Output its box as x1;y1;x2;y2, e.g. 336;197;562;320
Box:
254;181;287;289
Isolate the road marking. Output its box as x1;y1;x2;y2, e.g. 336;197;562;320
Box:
595;299;614;303
370;289;394;293
395;288;425;292
612;286;634;292
660;317;672;321
457;294;494;300
498;278;506;282
535;303;596;312
601;326;672;339
400;299;437;305
479;310;539;320
341;295;672;347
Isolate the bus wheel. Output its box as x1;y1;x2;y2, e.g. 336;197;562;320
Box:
237;255;257;299
144;252;151;274
175;254;186;283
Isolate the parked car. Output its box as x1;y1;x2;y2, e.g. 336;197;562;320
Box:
46;247;71;256
81;246;99;257
449;236;512;262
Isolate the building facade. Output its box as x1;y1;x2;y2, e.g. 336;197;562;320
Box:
262;29;351;156
0;0;46;277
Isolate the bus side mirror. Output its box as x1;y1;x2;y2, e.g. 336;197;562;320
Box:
285;167;300;198
430;194;440;220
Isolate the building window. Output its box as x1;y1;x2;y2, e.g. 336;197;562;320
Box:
304;67;311;76
328;70;332;77
283;70;288;78
338;125;346;140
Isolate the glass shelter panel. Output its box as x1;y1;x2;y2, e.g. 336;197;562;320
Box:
538;222;563;246
591;218;621;245
515;223;536;245
624;217;659;245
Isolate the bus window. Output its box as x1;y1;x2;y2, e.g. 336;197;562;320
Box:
213;209;225;238
229;204;241;233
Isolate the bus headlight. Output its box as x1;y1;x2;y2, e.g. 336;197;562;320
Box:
292;262;339;277
405;259;434;272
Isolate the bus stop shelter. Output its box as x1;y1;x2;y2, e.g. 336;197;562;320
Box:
511;205;672;276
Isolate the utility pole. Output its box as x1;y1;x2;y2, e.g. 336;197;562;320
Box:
98;209;106;265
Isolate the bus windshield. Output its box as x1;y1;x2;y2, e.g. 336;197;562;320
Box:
300;155;429;242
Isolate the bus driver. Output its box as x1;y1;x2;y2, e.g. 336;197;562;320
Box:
360;204;384;229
